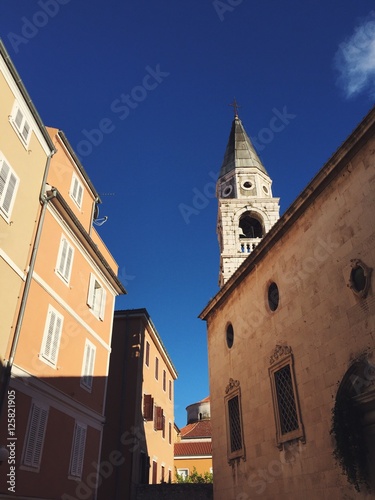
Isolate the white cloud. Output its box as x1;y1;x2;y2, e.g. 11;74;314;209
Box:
335;11;375;99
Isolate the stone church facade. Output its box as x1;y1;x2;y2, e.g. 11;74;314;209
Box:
200;107;375;499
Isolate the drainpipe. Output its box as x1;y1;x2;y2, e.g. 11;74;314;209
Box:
0;149;56;416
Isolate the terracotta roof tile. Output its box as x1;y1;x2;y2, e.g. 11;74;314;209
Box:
174;441;212;457
180;420;212;438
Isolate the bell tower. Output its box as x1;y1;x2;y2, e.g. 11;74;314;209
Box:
217;105;280;287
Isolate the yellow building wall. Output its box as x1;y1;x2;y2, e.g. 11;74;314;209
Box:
175;457;213;478
0;54;52;367
143;322;176;483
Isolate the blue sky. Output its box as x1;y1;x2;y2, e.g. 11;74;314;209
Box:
1;0;374;427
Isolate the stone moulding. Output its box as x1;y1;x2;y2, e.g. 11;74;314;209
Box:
269;344;293;365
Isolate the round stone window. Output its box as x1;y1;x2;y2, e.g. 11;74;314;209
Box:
222;185;233;197
348;259;372;298
262;185;269;194
226;323;234;348
242;180;252;190
268;282;279;311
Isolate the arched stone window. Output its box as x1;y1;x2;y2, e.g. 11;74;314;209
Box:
331;359;375;491
239;212;263;239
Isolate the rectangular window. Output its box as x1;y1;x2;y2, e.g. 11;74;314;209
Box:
177;468;189;481
10;101;31;146
40;305;63;367
22;401;48;470
269;353;304;448
163;370;166;392
152;460;157;484
155;356;159;380
161;465;165;482
69;422;87;478
225;385;245;462
143;394;154;421
70;174;83;208
145;341;150;367
80;339;96;391
168;422;172;445
162;414;166;439
0;153;19;221
56;235;74;283
87;273;106;320
169;380;172;401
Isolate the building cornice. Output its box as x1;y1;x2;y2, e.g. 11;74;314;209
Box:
48;189;126;296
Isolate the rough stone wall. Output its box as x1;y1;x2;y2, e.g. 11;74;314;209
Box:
206;123;375;499
136;483;213;500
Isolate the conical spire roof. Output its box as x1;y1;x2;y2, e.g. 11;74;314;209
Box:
219;115;268;178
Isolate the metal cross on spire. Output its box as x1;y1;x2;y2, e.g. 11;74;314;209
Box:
229;98;240;117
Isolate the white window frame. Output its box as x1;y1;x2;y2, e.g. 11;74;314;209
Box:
40;305;63;368
55;235;74;284
22;401;49;471
0;152;19;222
9;101;32;148
69;421;87;479
177;468;189;481
80;339;96;392
87;273;106;321
70;174;83;208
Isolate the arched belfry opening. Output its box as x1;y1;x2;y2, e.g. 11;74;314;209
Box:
239;212;264;239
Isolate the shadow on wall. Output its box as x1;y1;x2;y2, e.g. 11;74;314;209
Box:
0;371;148;500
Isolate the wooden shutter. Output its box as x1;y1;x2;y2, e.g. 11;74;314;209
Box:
23;403;48;468
154;406;164;431
143;394;154;420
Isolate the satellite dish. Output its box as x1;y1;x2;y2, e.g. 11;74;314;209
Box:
93;202;108;226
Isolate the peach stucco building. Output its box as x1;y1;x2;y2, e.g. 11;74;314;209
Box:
0;118;125;497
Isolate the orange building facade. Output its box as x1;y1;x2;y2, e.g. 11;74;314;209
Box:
0;120;125;498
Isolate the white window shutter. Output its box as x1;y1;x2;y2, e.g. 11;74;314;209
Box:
0;161;10;200
2;172;17;215
23;403;48;468
64;245;73;281
70;423;87;478
14;107;23;128
77;184;83;206
43;310;56;360
99;288;106;321
87;274;95;308
81;340;96;390
58;239;68;275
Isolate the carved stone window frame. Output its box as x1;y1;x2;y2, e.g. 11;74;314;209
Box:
269;345;305;450
348;259;372;299
224;378;246;464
